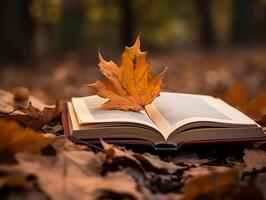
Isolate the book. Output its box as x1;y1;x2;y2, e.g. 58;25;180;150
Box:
64;92;266;149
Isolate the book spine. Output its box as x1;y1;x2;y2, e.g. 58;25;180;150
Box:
61;102;70;136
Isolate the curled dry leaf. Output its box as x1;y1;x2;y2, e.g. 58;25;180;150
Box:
0;119;52;154
101;140;182;174
87;36;167;111
0;89;46;114
2;101;61;130
243;149;266;172
133;153;183;174
100;139;144;172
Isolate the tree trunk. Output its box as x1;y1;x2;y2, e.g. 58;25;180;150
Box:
56;0;85;50
118;0;135;46
0;0;33;61
231;0;254;45
195;0;216;48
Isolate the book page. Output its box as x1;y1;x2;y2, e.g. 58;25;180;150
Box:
72;95;160;131
145;92;256;139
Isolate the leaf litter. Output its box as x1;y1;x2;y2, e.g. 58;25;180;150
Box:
0;41;266;199
0;89;266;199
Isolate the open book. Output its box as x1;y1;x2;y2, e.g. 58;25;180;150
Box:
65;92;265;147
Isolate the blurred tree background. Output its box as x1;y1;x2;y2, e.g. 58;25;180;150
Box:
0;0;265;102
0;0;265;59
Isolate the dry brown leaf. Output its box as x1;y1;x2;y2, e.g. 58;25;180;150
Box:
250;94;266;119
182;166;230;182
223;83;249;112
2;101;61;130
0;89;47;113
87;36;167;111
14;150;143;200
170;150;212;167
0;172;50;199
181;168;241;200
0;175;29;188
100;139;145;172
52;137;88;151
101;140;182;174
133;153;183;174
243;149;266;172
151;193;184;200
0;119;51;153
224;83;266;120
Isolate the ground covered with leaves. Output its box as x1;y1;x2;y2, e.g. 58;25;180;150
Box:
0;87;266;199
0;48;266;200
0;47;265;103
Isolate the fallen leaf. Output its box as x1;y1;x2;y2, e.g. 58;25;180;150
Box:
170;150;212;167
13;151;143;200
0;175;29;188
100;140;145;172
0;172;50;200
182;166;230;182
181;168;258;200
144;171;183;194
0;119;52;154
183;181;263;200
223;83;249;112
250;94;266;119
133;153;183;174
52;137;88;151
87;36;166;111
243;149;266;172
223;83;266;119
3;101;61;130
151;193;183;200
42;123;63;135
101;140;182;174
0;89;47;114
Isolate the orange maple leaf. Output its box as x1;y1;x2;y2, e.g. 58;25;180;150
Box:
87;36;166;111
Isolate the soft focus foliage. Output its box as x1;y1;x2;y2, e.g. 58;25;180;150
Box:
0;119;51;153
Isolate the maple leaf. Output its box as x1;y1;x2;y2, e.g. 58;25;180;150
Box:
0;119;52;153
87;36;167;111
